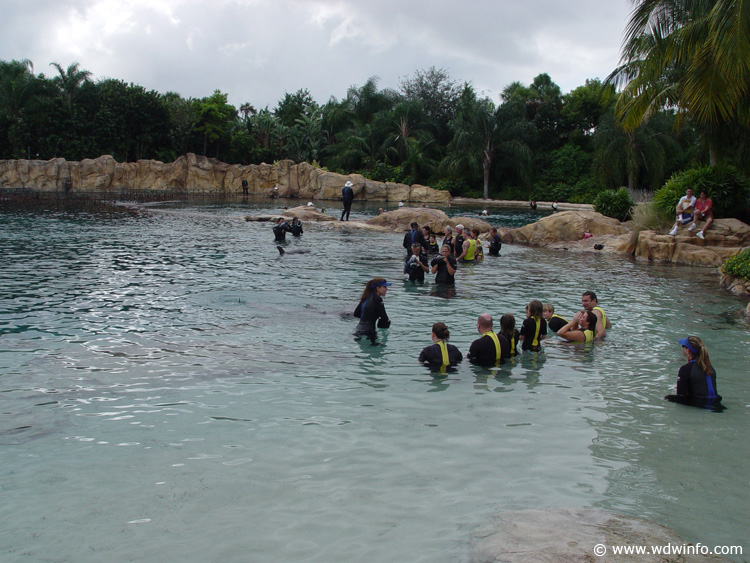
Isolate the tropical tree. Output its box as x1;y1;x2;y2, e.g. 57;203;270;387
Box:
0;59;51;158
608;0;750;164
445;85;534;199
193;90;237;158
49;62;92;112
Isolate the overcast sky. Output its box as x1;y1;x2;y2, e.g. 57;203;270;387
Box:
2;0;633;110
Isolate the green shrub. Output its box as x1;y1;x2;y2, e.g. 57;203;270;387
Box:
432;177;471;195
594;187;634;221
631;201;672;232
653;164;750;221
570;176;604;204
721;248;750;280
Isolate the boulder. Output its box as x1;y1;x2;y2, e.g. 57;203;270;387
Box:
366;207;491;234
469;507;731;563
719;272;750;296
504;211;629;246
635;219;750;266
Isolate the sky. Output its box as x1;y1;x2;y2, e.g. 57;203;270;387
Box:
1;0;633;110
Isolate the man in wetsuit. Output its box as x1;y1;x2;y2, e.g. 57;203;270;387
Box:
403;222;427;258
487;227;502;256
341;181;355;221
273;217;292;242
581;291;611;339
290;217;303;237
404;243;429;284
467;313;509;366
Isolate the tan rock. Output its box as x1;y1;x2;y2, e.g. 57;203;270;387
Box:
366;207;491;234
507;210;629;246
719;272;750;296
0;154;451;203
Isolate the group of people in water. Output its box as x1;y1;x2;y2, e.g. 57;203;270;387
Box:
354;277;722;409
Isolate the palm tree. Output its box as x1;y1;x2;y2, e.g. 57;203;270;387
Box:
49;62;92;111
608;0;750;163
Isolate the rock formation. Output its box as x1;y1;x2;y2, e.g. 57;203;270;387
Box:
469;507;731;562
0;154;452;203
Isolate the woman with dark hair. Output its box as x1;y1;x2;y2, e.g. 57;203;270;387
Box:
666;336;723;408
499;314;520;357
519;299;547;351
557;310;597;343
353;278;391;342
418;322;463;368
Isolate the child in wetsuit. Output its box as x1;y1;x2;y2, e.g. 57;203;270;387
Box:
519;300;547;352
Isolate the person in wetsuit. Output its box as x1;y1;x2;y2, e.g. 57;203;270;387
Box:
581;291;611;339
665;336;723;409
353;278;391;342
442;225;455;255
431;244;457;285
467;313;510;366
403;222;427;258
542;303;568;333
556;310;597;343
341;181;355;221
290;217;303;237
519;299;547;352
487;227;502;256
418;322;463;369
404;243;429;284
499;314;520;357
273;217;292;242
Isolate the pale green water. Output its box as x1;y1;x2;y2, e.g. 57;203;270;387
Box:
1;201;748;562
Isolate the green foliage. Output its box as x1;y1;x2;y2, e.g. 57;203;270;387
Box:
654;164;750;220
720;248;750;281
358;162;407;184
631;201;672;232
594;187;634;221
432;177;471;195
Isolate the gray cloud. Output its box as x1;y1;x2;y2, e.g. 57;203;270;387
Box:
1;0;631;108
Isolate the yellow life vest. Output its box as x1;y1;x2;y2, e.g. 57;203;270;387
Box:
464;238;476;261
531;317;541;347
593;306;607;328
485;331;502;364
437;340;450;366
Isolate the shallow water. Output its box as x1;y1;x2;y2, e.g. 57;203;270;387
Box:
1;200;748;562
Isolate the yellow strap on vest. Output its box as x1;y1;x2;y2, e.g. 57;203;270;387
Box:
593;306;607;327
485;332;501;361
532;317;541;347
437;341;450;366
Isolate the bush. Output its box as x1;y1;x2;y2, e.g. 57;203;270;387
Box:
721;248;750;280
653;164;750;221
594;187;634;221
432;177;471;196
631;201;672;232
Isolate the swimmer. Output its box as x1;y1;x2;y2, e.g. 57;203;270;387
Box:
665;336;723;409
542;303;568;333
467;313;509;366
418;322;463;368
353;278;391;342
431;244;457;285
519;299;547;352
273;217;292;242
290;216;303;237
556;310;597;343
499;314;519;356
581;291;611;338
487;227;502;256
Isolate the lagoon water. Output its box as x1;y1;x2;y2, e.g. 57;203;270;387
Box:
1;200;748;562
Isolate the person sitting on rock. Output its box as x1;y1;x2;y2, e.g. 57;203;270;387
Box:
688;190;713;240
669;188;697;236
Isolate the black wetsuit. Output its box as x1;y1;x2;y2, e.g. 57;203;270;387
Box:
273;221;292;242
404;253;429;284
290;221;303;237
467;332;510;366
442;235;455;255
341;186;354;221
488;234;502;256
547;314;568;333
403;229;427;257
453;234;464;257
501;329;520;356
431;255;457;285
427;241;440;254
353;294;390;339
520;317;547;351
418;342;463;367
677;361;721;400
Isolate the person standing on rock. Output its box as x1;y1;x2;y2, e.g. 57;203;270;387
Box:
341;181;355;221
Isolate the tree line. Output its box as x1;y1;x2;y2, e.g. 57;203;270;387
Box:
1;1;748;202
